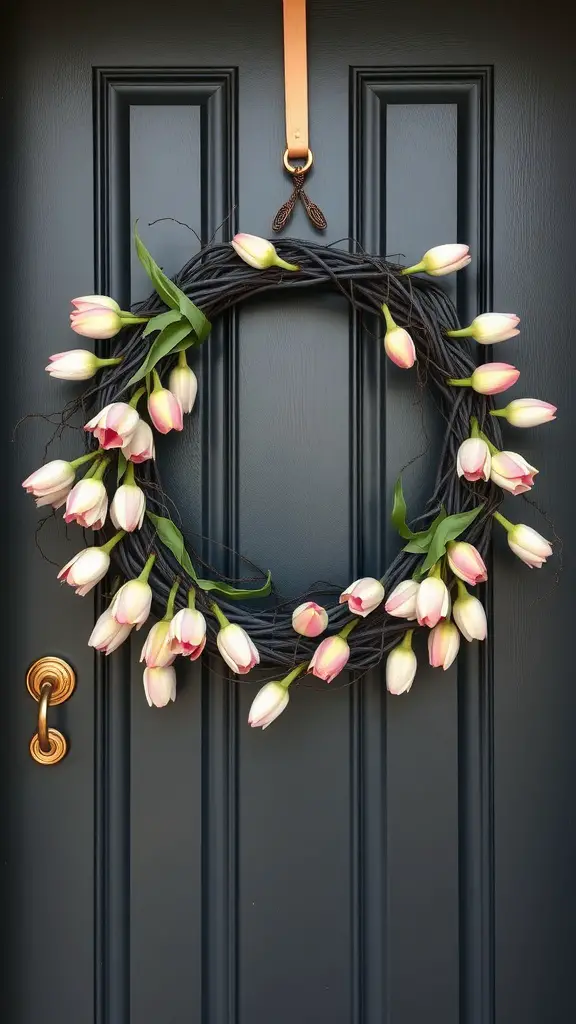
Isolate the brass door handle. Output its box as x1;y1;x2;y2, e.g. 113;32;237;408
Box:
26;657;76;765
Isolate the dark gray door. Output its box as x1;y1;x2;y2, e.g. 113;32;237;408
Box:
2;1;574;1022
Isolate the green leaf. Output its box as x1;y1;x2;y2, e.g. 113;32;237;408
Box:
143;310;183;337
127;320;193;386
147;513;197;579
402;507;448;554
391;477;417;540
134;224;211;341
194;572;273;600
417;504;485;577
117;451;128;485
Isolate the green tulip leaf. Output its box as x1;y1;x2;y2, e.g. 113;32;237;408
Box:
417;504;485;577
147;513;197;579
127;320;193;387
134;224;211;341
143;309;183;337
402;507;448;554
117;451;128;485
194;572;273;600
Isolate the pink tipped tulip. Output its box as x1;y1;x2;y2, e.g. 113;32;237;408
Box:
403;243;471;276
57;546;110;596
22;459;75;507
121;420;155;463
110;578;152;629
70;305;122;339
88;608;133;654
384;326;416;369
248;681;290;729
386;635;418;694
148;386;183;434
168;362;198;414
64;478;108;530
384;579;420;619
46;350;100;380
217;623;260;674
428;620;460;670
110;482;146;532
140;621;176;668
457;438;491;482
168;608;207;660
309;635;350;683
292;601;329;637
453;586;487;641
471;363;520;395
85;402;140;449
231;233;299;272
143;666;177;707
447;541;488;585
491;398;557;428
339;577;385;617
490;451;538;495
507;523;552;568
71;294;120;313
416;576;450;628
449;313;520;344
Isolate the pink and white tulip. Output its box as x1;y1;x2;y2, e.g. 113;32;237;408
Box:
248;681;290;729
453;585;487;641
70;304;122;339
309;635;350;683
384;579;420;619
491;398;557;428
217;623;260;674
46;350;100;381
22;459;75;507
88;608;133;654
384;326;416;369
457;438;491;482
121;420;155;463
85;402;140;450
403;244;471;276
415;575;450;628
292;601;329;637
386;633;418;694
168;361;198;414
471;363;520;395
447;541;488;585
140;621;176;668
110;578;152;629
507;522;552;568
339;577;385;618
428;620;460;670
64;478;108;530
168;608;207;660
231;233;299;272
143;666;177;707
490;451;538;495
148;385;183;434
110;481;146;532
57;546;110;596
449;313;520;344
71;294;121;313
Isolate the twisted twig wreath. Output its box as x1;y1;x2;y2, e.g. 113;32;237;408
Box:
23;230;557;728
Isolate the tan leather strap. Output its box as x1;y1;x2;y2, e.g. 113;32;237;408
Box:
282;0;309;159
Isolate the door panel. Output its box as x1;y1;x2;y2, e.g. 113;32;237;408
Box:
2;2;574;1023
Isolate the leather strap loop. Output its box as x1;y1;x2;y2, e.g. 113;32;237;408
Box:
282;0;309;159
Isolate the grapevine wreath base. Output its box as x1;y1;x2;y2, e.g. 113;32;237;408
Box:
23;231;557;725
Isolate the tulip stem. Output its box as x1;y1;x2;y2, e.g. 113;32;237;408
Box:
493;510;514;533
139;553;156;583
282;663;308;688
163;578;180;621
92;457;110;482
401;261;426;276
119;314;150;325
477;428;499;455
129;386;147;409
381;303;396;331
400;629;414;650
489;408;506;418
446;327;472;339
456;579;469;600
151;368;163;392
446;377;472;387
187;587;196;610
100;530;126;555
470;416;480;438
211;601;230;629
338;617;359;640
70;450;102;471
96;357;123;369
177;350;189;368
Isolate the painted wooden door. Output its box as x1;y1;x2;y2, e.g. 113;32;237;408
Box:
2;1;574;1021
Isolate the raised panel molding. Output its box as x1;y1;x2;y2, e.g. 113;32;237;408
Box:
93;67;238;1024
350;66;495;1024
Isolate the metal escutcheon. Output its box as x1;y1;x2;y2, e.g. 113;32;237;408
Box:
26;656;76;765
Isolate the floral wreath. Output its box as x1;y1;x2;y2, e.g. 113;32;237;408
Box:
23;230;557;730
